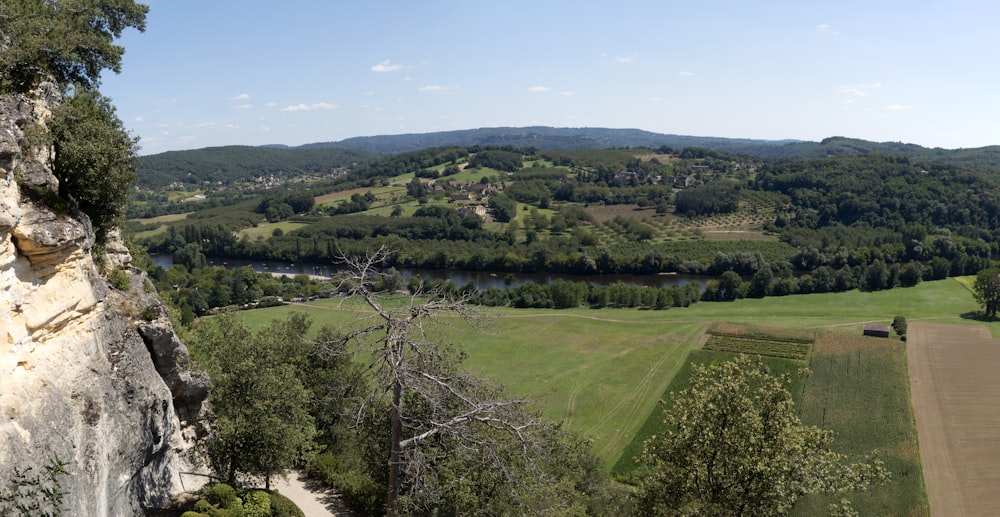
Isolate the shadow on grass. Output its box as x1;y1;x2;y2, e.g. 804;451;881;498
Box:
959;311;1000;322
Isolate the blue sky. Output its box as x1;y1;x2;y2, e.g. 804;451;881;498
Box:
100;1;1000;154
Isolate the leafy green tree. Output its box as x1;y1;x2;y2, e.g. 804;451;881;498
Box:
636;357;887;516
973;267;1000;318
192;314;318;489
48;89;139;239
0;0;148;93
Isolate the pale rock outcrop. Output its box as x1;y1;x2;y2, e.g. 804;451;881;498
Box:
0;86;206;515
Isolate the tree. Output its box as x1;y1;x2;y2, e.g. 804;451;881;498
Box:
192;313;318;489
335;248;543;515
0;0;148;93
973;267;1000;318
48;89;139;239
635;357;887;516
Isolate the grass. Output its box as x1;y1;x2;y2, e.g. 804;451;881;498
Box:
238;221;310;240
228;277;976;512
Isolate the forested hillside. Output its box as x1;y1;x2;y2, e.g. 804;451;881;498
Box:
136;145;379;188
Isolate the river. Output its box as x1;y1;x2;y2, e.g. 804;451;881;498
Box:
150;255;705;291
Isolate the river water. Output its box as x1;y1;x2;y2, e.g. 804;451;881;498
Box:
150;255;705;290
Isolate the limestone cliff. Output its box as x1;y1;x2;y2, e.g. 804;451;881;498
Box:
0;85;208;514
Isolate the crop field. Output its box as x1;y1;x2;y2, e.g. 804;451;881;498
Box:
702;334;811;361
238;221;310;240
792;333;926;516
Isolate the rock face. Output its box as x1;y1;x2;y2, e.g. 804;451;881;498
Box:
0;86;206;514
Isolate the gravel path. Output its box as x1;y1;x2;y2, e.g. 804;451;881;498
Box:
270;470;355;517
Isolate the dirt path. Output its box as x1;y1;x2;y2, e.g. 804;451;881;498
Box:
908;322;1000;516
271;470;355;517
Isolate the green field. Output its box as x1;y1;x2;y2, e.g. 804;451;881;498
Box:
238;221;311;240
228;278;984;513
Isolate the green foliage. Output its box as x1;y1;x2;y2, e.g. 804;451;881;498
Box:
635;356;888;516
305;455;384;516
0;0;148;93
241;490;270;517
267;491;304;517
0;455;70;517
973;267;1000;318
192;316;317;486
49;89;138;240
107;266;130;291
891;315;907;336
204;483;240;509
135;145;378;189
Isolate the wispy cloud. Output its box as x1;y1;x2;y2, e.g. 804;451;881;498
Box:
528;86;550;93
231;104;253;110
418;85;458;94
135;116;145;123
614;54;637;64
837;83;881;97
371;59;404;73
228;93;251;101
884;104;913;111
558;91;576;97
816;24;839;35
280;102;339;112
679;71;696;77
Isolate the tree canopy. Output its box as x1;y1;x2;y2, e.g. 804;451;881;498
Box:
49;89;138;238
635;357;887;516
0;0;148;93
973;267;1000;318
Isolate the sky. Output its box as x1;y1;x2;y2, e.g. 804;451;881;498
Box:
99;0;1000;155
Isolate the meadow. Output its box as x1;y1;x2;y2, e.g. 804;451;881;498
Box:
226;277;989;514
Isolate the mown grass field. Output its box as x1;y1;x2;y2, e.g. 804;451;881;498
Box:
228;277;983;513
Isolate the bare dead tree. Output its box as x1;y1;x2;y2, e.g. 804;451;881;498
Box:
334;247;543;515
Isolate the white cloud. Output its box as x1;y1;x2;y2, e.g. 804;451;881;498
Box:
679;71;696;77
884;104;913;111
228;93;251;101
371;59;403;73
816;24;839;35
134;116;145;123
615;54;636;63
184;122;216;130
837;83;881;97
232;104;252;110
558;91;576;97
224;124;240;130
264;102;277;108
259;126;271;132
418;85;458;94
528;86;550;93
280;102;340;112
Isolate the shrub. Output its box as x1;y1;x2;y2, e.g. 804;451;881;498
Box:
242;490;270;517
180;512;207;517
204;483;241;509
891;315;908;336
192;500;214;513
268;491;305;517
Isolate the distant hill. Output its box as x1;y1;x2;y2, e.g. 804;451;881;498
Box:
136;145;379;189
136;128;1000;188
302;126;800;155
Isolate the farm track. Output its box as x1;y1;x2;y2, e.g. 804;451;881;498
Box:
908;322;1000;517
589;324;702;459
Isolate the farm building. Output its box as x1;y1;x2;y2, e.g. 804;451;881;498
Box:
863;324;891;338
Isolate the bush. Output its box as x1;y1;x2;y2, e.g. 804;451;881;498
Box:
242;490;270;517
892;315;908;337
268;491;305;517
305;453;383;515
204;483;241;509
180;512;207;517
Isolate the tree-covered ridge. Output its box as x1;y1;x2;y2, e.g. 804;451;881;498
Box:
135;145;379;188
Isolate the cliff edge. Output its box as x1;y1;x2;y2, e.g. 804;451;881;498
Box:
0;85;208;514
